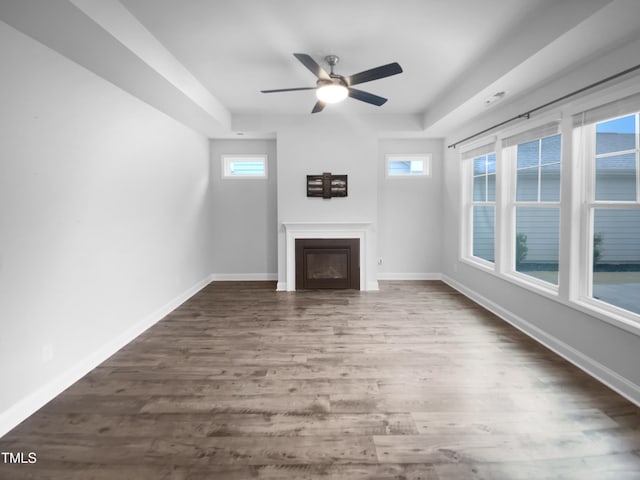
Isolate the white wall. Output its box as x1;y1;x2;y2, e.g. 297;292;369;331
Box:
209;139;277;279
276;117;379;289
441;40;640;404
378;139;443;279
0;21;212;433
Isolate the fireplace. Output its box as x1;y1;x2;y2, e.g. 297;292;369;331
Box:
281;222;377;291
295;238;360;289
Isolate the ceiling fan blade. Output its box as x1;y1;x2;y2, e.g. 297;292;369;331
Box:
346;62;403;86
348;88;388;106
311;100;326;113
261;87;317;93
294;53;331;80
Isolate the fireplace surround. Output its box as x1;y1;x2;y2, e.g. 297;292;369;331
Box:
280;222;377;291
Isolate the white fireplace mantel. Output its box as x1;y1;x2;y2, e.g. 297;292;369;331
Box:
280;222;378;291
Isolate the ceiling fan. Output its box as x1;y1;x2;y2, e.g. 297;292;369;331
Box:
261;53;403;113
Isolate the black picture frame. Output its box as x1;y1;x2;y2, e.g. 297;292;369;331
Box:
307;172;347;198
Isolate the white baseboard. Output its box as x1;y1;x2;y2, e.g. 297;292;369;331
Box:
0;275;213;438
442;274;640;407
275;281;379;291
367;280;380;291
210;273;277;281
377;272;443;281
275;280;380;291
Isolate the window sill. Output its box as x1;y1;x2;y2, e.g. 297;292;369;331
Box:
460;256;495;274
460;256;640;337
501;271;560;298
572;297;640;337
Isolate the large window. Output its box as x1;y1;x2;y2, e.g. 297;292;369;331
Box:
459;90;640;328
587;112;640;315
472;153;496;262
510;130;562;285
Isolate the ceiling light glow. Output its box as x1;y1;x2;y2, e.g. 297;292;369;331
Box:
316;84;348;103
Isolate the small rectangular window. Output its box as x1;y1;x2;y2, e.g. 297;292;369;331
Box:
386;154;431;177
222;155;267;178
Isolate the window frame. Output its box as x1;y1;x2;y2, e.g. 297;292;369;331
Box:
576;112;640;319
457;83;640;334
507;132;563;290
221;154;268;179
469;152;497;266
385;153;432;178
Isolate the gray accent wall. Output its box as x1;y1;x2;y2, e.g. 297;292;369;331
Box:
209;139;277;278
378;139;443;278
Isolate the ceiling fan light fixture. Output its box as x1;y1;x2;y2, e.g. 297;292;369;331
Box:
261;53;403;113
316;84;348;103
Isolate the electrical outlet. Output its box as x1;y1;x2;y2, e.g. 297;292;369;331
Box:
42;344;54;364
453;263;458;273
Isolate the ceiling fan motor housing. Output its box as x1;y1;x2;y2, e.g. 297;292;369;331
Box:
325;55;340;68
317;77;347;88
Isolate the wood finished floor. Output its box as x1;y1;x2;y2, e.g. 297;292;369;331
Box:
1;281;639;479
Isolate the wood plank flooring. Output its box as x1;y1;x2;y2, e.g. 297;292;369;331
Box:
1;281;639;479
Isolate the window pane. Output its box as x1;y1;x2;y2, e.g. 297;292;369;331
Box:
230;161;265;176
540;163;561;201
387;155;430;176
592;209;640;315
487;153;496;174
389;160;411;175
517;140;539;169
473;156;486;175
487;174;496;202
515;207;560;285
389;160;424;175
223;155;268;178
595;153;637;201
409;160;424;173
541;134;561;165
516;168;539;201
473;176;486;201
473;206;494;262
596;115;636;155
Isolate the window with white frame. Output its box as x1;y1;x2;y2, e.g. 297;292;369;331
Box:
504;124;562;286
459;144;497;264
386;154;431;177
472;152;497;263
575;93;640;317
457;88;640;328
222;154;267;178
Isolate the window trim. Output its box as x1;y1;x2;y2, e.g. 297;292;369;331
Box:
576;111;640;320
221;154;268;179
509;132;563;290
469;152;497;264
385;153;432;178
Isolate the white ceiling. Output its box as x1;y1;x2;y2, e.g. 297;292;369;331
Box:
2;0;640;137
120;0;554;115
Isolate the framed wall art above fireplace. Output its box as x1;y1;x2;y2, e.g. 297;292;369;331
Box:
306;173;347;198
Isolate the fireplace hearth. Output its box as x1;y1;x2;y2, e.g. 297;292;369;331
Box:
295;238;360;289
